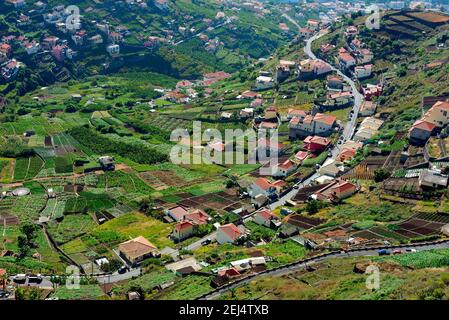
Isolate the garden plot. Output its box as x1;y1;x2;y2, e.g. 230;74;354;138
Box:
52;133;87;158
0;214;20;226
392;215;447;238
34;146;56;160
105;203;134;218
176;190;246;212
27;135;45;148
9;194;48;223
145;115;191;132
138;171;168;190
40;199;66;220
47;214;97;244
286;215;326;230
138;168;213;191
0;197;15;215
0;158;14;183
13;156;44;181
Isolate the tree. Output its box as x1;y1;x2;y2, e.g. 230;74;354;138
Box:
17;235;30;258
305;200;320;214
226;175;238;188
374;168;391;182
14;287;26;300
21;224;38;243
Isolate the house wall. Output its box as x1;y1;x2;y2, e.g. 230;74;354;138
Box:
314;121;333;135
336;186;356;199
217;230;233;244
409;127;431;141
173;226;195;241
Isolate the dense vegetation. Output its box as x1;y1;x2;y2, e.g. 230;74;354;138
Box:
69;126;168;164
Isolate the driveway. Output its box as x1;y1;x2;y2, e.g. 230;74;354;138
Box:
183;231;217;251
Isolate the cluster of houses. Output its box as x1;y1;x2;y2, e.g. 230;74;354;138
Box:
333;26;373;80
288;109;338;138
161;71;231;104
0;0;239;83
165;205;212;242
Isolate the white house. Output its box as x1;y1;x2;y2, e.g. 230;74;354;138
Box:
106;44;120;56
354;64;372;79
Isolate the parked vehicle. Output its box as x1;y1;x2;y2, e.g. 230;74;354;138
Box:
405;248;417;253
27;274;43;283
378;249;391;256
393;249;402;255
201;238;212;246
118;266;128;274
13;274;27;283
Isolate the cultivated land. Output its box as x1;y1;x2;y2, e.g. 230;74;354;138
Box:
1;0;449;301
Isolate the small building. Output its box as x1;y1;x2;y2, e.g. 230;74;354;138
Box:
359;101;377;117
118;236;159;266
354;64;372;79
247;177;284;200
287;109;307;120
313;179;357;202
338;49;356;69
217;223;245;244
254;209;281;228
327;75;344;91
318;159;345;177
274;159;297;177
106;44;120;56
419;169;448;189
172;221;196;242
304;136;331;153
408;120;436;143
99;156;115;171
240;108;254;119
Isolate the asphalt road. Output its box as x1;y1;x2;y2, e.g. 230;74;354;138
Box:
10;267;142;289
183;231;217;251
199;239;449;300
268;24;365;210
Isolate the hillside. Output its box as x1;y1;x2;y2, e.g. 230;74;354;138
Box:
0;0;317;97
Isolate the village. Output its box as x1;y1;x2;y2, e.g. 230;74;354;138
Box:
1;0;449;301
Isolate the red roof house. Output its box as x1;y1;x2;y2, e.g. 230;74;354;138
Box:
217;223;244;244
304;136;331;153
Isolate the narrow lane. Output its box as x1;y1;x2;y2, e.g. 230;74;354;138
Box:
269;16;365;210
199;239;449;300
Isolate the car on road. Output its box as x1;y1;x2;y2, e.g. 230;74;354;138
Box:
118;266;129;274
405;248;417;253
201;238;212;246
27;274;43;283
0;290;10;299
378;249;391;256
293;184;300;189
393;249;402;255
13;274;27;283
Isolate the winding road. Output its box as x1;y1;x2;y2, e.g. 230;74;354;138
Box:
198;239;449;300
268;18;365;210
